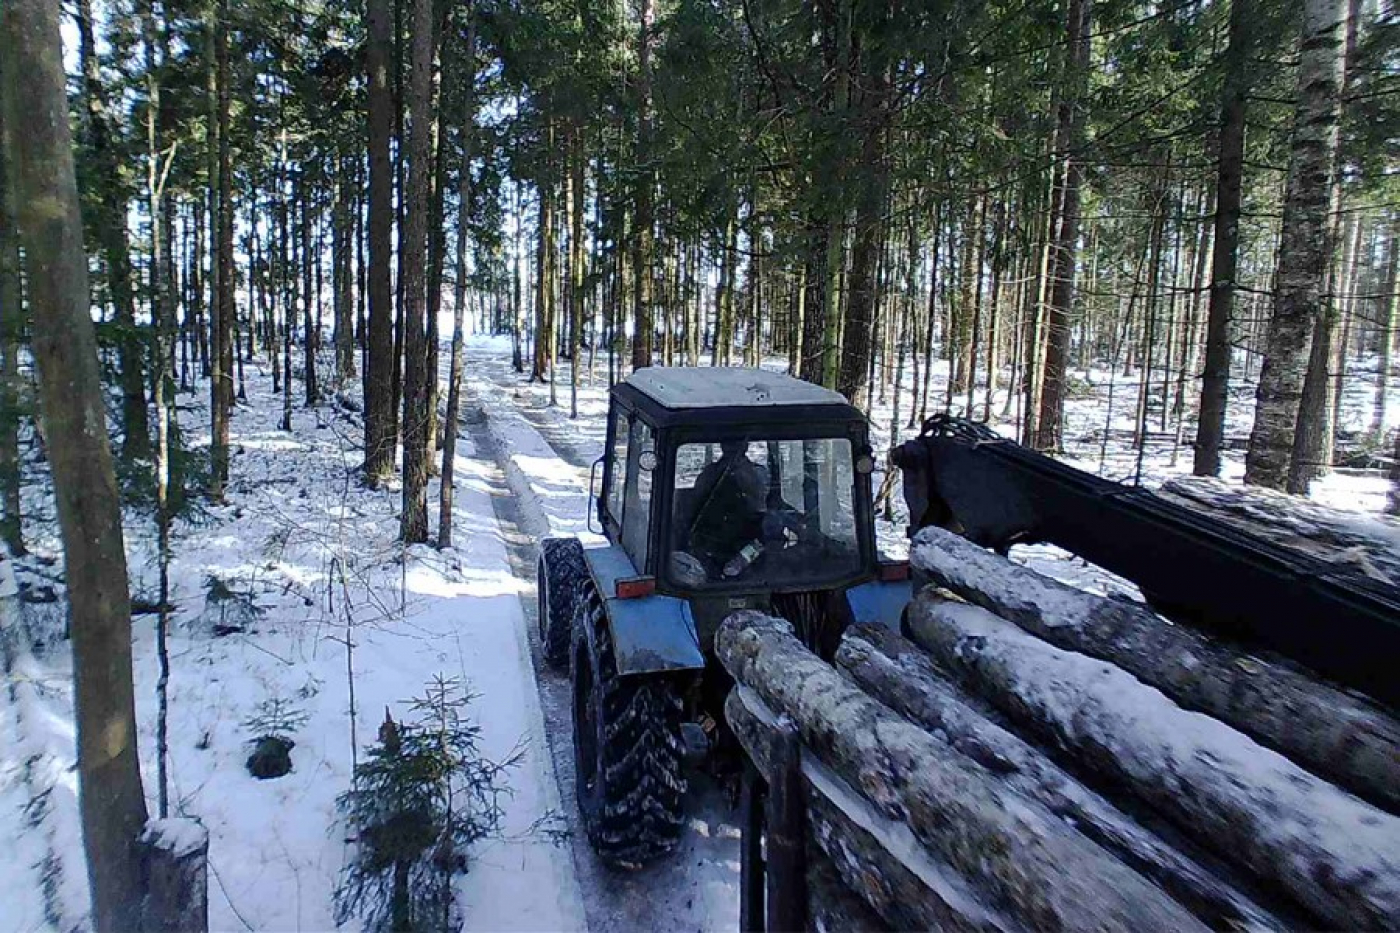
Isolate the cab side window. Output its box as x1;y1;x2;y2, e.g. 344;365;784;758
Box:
621;419;655;570
605;408;629;533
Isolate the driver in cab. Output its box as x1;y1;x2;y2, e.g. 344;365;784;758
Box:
681;440;779;582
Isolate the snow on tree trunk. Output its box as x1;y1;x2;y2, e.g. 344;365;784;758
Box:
1244;0;1348;489
906;594;1400;930
716;611;1209;933
908;524;1400;812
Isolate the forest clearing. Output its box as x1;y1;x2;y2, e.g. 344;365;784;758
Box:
1;0;1398;929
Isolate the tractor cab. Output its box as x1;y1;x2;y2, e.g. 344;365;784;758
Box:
536;367;908;869
599;367;879;609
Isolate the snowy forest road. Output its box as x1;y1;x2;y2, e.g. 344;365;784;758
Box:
459;341;742;933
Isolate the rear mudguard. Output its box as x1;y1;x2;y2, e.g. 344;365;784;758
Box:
581;544;705;677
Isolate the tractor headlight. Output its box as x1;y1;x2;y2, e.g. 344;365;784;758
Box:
855;453;875;474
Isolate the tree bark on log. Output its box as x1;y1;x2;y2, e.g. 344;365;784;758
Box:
726;687;1010;933
835;624;1288;930
1160;475;1400;587
906;594;1400;930
909;524;1400;812
807;847;888;933
717;613;1209;933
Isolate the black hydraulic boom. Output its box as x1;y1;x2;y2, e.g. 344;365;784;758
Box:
891;415;1400;709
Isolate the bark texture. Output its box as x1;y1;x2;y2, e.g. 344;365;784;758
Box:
906;594;1400;930
909;524;1400;812
1035;0;1092;451
398;0;436;543
363;0;397;484
836;623;1285;931
1195;0;1251;476
716;612;1208;933
5;0;150;926
0;37;23;556
1244;0;1347;488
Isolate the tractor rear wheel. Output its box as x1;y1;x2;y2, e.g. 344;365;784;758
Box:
537;538;585;669
570;586;686;868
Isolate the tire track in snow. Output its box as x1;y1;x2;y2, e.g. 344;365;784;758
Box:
460;355;742;933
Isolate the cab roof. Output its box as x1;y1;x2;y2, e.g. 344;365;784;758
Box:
623;367;849;410
614;366;864;432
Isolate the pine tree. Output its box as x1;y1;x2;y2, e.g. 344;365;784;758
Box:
334;677;518;933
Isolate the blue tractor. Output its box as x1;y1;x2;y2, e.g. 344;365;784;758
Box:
536;367;910;868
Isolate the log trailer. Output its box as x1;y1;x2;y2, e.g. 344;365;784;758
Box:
537;368;1400;929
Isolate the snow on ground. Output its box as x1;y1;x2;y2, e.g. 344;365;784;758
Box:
0;354;583;932
0;326;1393;933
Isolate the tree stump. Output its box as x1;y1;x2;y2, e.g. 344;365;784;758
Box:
139;818;209;933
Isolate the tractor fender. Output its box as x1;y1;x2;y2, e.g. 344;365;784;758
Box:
845;578;913;633
581;544;705;677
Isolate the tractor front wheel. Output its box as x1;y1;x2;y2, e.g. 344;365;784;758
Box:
538;538;585;669
570;587;686;868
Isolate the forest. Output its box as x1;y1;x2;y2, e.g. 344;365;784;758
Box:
1;0;1398;929
2;0;1397;540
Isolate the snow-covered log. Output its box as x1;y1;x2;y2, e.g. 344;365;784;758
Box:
909;524;1400;812
717;612;1209;933
1160;475;1400;586
835;623;1287;931
906;594;1400;931
725;687;1009;933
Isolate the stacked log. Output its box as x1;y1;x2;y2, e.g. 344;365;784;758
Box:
1159;475;1400;587
908;524;1400;812
720;526;1400;931
719;613;1211;933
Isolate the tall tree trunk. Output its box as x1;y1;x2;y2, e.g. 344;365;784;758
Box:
1289;0;1361;493
0;43;22;556
333;159;356;385
568;126;585;418
439;3;476;549
426;13;450;465
532;163;553;383
799;220;830;385
399;0;437;543
301;186;318;406
1245;0;1348;489
837;63;891;410
79;0;149;462
512;182;524;372
211;0;235;498
1194;0;1253;476
364;0;397;484
631;0;655;371
4;0;149;926
1372;220;1397;436
983;199;1006;423
1036;0;1092;451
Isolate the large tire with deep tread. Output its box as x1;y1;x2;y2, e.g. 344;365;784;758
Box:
538;538;585;669
570;586;686;868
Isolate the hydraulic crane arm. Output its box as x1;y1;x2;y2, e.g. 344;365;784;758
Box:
891;416;1400;709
